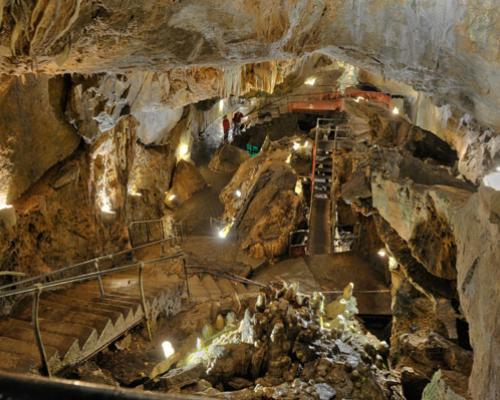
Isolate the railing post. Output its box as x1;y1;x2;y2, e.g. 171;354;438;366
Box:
94;261;105;297
183;256;190;299
138;262;153;341
32;284;51;378
160;220;165;256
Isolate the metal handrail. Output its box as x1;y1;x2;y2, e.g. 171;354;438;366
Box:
0;371;203;400
128;218;184;248
247;88;391;121
0;252;183;299
0;250;186;377
0;237;177;292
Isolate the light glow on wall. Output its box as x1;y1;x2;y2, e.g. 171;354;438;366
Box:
0;194;12;210
483;171;500;191
305;77;317;86
162;341;175;358
127;185;142;197
98;187;115;215
392;107;400;115
217;221;234;239
235;189;242;198
294;179;303;196
177;140;191;162
377;248;387;258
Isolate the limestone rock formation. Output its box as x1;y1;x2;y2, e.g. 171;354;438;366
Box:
208;144;249;174
170;160;207;204
422;370;470;400
0;1;498;132
220;139;302;259
166;283;404;399
0;74;80;204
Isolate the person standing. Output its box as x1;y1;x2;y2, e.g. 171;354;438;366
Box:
222;115;230;143
232;111;244;137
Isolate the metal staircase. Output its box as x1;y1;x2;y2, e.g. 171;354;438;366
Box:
307;118;356;255
308;119;336;255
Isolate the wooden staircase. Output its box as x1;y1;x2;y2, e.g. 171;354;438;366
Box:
187;272;260;304
0;253;186;376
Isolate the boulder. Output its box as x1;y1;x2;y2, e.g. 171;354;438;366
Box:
209;144;250;173
170;160;207;203
422;370;469;400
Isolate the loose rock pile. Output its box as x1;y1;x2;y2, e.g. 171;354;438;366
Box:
160;282;404;399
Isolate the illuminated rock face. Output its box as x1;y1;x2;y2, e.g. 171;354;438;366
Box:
0;75;80;204
0;0;499;130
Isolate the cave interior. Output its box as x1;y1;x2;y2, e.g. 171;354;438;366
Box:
0;2;499;400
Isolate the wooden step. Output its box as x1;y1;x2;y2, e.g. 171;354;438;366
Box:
8;318;99;361
0;350;39;372
17;305;113;340
46;293;135;324
38;298;124;328
201;275;222;300
0;336;61;371
215;278;236;297
0;320;80;363
187;275;209;301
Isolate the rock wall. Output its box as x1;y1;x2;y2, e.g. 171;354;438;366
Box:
371;172;500;400
0;113;182;291
0;74;80;204
330;101;498;399
66;61;291;145
220;139;303;259
0;1;498;132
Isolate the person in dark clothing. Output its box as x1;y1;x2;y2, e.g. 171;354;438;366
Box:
232;111;244;137
222;115;230;143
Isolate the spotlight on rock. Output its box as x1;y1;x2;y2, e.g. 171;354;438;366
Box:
178;143;190;160
392;107;400;115
304;77;316;86
162;341;175;359
292;141;300;151
218;228;228;239
496;166;500;172
168;194;176;201
377;248;387;258
235;189;242;198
